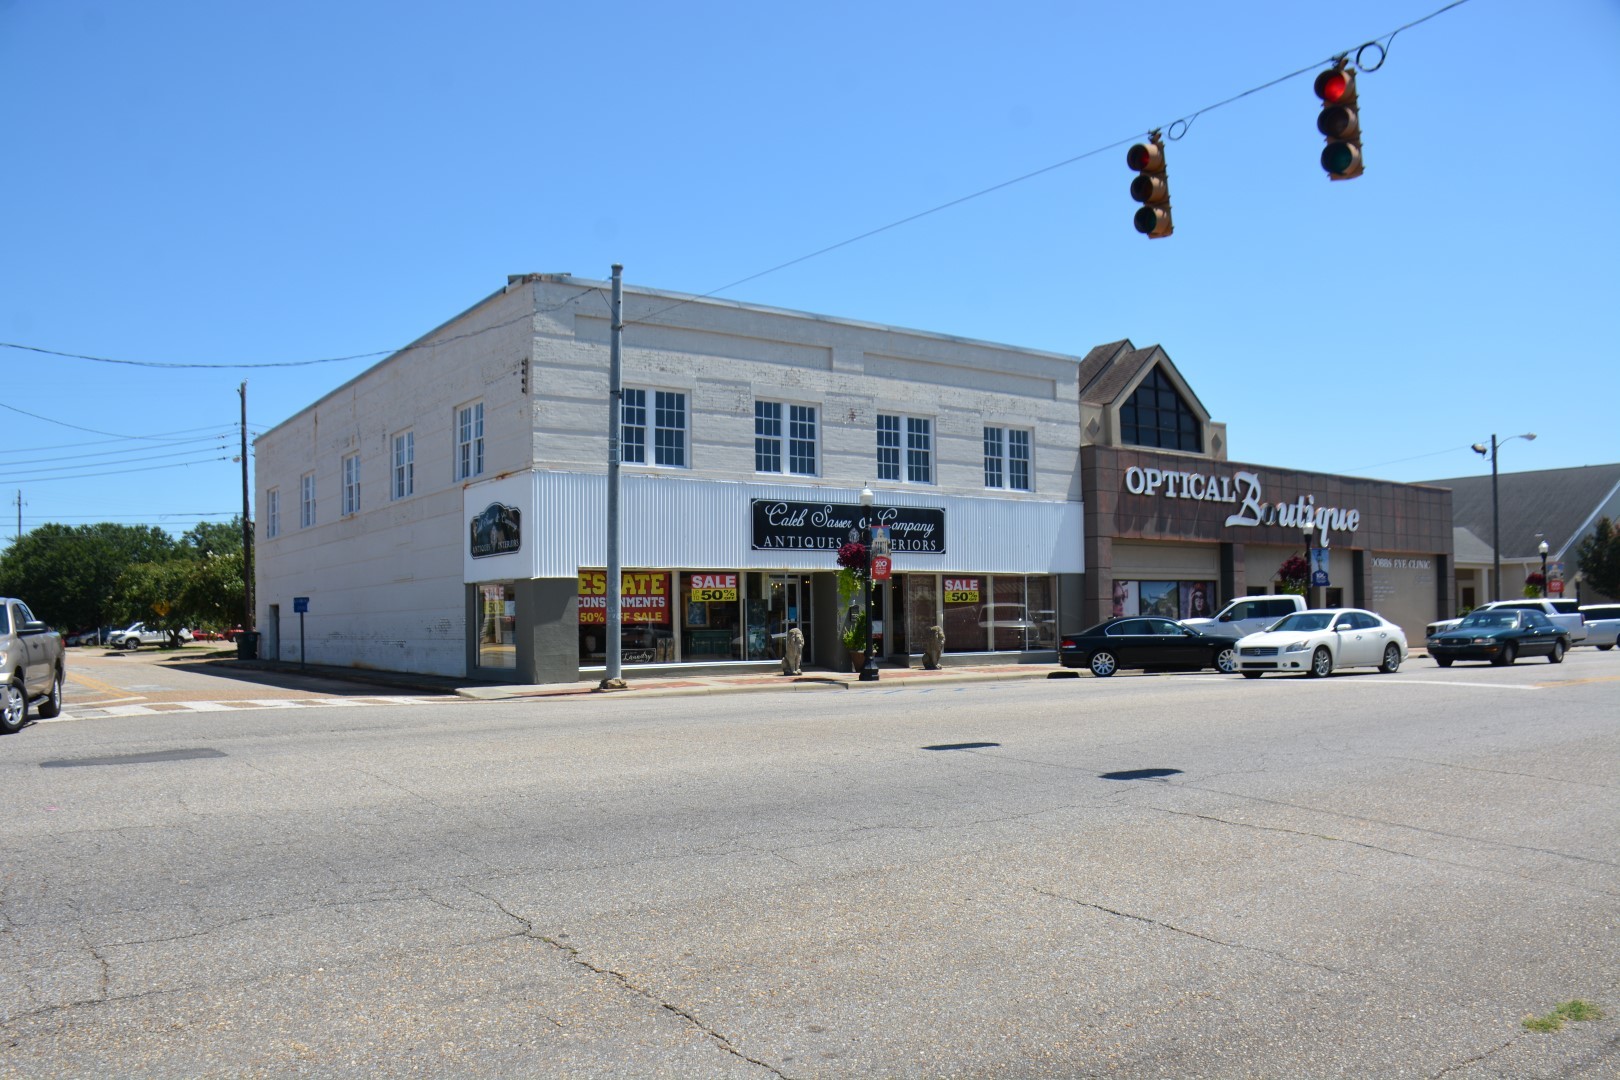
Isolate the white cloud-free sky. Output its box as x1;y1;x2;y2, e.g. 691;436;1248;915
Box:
2;0;1615;540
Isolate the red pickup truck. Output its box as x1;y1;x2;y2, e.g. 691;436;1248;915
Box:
2;596;65;733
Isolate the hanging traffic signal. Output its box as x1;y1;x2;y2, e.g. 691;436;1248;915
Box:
1315;62;1363;180
1127;134;1173;238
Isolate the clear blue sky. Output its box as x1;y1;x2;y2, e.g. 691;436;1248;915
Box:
3;0;1616;543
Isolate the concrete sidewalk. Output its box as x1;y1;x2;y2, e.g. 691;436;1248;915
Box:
456;662;1071;701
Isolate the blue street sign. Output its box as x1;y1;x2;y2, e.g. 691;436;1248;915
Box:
293;596;310;613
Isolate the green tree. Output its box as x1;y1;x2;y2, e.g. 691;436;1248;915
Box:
1575;516;1620;599
0;523;176;630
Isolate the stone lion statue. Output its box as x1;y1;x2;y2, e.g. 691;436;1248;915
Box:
782;626;804;675
923;624;946;670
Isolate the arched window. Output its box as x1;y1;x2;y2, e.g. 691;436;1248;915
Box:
1120;368;1200;452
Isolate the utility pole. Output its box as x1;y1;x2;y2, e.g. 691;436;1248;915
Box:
601;265;626;689
14;490;20;539
240;382;254;631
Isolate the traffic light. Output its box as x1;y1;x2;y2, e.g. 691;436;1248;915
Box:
1127;134;1172;238
1315;62;1363;180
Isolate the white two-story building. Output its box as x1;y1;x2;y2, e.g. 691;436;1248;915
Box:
254;274;1087;683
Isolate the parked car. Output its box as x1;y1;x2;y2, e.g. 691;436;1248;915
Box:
107;622;194;650
1060;616;1243;677
1426;598;1586;645
1427;607;1569;667
1235;608;1408;679
2;596;65;733
1577;604;1620;651
1181;594;1307;638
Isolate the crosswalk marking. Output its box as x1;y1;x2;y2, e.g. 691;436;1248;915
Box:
48;696;453;723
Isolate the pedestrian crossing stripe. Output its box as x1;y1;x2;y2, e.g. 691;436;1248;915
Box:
47;696;453;722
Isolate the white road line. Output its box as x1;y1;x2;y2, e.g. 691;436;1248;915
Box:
1384;679;1543;691
54;695;454;722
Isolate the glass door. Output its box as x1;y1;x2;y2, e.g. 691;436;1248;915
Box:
746;573;812;664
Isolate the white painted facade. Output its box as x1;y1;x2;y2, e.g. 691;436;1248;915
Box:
255;275;1086;680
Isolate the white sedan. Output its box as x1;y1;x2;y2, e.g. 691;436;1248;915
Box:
1235;608;1408;679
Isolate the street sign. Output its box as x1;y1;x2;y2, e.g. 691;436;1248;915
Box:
1550;579;1564;595
871;554;892;581
293;596;310;613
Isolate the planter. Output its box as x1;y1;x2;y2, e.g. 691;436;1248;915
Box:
846;649;867;673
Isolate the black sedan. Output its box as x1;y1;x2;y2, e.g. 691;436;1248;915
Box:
1060;616;1241;677
1426;608;1569;667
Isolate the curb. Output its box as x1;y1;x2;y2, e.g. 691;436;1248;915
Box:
455;666;1061;702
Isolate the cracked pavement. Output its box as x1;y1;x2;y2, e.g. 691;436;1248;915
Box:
1;652;1617;1076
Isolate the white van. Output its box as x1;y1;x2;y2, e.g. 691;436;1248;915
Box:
1578;603;1620;650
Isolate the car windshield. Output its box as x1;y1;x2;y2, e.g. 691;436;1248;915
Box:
1269;613;1334;633
1459;612;1516;628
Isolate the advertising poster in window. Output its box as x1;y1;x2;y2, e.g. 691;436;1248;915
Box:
1138;581;1180;619
1111;580;1140;617
1180;580;1216;620
577;570;674;664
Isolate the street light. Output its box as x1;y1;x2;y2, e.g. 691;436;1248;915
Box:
1301;519;1315;607
1538;538;1549;598
859;486;880;682
1471;432;1537;602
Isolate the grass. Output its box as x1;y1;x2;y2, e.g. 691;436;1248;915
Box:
1522;1000;1606;1033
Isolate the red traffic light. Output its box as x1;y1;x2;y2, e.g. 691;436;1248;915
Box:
1127;136;1173;238
1315;63;1363;181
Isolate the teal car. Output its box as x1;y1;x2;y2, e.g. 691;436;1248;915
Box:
1427;609;1568;667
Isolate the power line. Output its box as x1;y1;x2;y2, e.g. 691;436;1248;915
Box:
0;444;230;480
0;434;232;469
0;456;232;486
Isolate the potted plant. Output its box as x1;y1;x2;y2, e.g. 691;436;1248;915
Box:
1276;553;1309;596
836;541;870;671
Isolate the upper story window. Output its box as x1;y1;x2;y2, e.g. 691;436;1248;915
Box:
300;472;316;528
623;388;687;468
877;413;933;484
984;426;1032;491
1122;368;1201;452
393;431;415;499
755;401;818;476
265;488;280;539
456;401;484;481
342;454;361;516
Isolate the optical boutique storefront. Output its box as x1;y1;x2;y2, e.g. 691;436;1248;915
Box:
464;470;1083;683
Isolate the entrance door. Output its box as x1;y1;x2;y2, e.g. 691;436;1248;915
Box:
746;573;813;664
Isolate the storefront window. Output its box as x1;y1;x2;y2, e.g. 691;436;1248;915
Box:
1111;580;1217;621
578;570;675;664
942;576;983;652
744;573;810;662
682;572;742;661
904;576;938;655
476;582;517;670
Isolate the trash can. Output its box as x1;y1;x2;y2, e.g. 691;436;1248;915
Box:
236;631;260;660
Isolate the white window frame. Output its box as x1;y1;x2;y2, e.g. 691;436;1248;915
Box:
392;431;415;499
300;472;316;528
623;387;687;469
265;488;280;539
983;425;1033;491
455;401;484;481
878;413;934;485
341;453;361;515
755;400;818;476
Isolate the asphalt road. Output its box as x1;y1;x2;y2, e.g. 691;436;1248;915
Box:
2;649;1617;1077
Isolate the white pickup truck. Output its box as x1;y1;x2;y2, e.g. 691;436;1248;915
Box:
3;596;65;733
1427;599;1587;646
1181;594;1308;638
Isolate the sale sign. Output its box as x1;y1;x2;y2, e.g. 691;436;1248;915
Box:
578;570;671;625
944;576;980;603
687;572;738;602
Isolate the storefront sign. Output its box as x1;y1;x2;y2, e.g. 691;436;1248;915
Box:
688;572;738;602
944;577;980;603
578;570;670;625
1122;466;1361;539
470;502;522;558
750;500;945;553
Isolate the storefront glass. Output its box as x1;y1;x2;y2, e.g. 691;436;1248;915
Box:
681;572;742;661
744;573;811;662
1110;579;1217;621
475;582;516;670
578;570;675;664
942;576;984;652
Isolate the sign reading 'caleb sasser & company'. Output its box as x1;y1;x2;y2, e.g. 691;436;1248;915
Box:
750;500;945;553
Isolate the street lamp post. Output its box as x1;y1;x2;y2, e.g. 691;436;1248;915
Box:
1538;538;1549;598
859;486;880;682
1471;432;1537;603
1301;519;1315;607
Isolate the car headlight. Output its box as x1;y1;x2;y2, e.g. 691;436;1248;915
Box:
1283;640;1311;653
1470;637;1496;645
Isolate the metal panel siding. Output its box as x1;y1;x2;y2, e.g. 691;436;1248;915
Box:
523;470;1082;576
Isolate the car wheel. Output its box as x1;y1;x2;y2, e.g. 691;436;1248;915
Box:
1434;656;1453;668
1548;640;1566;664
1241;671;1263;680
1379;644;1402;674
1089;651;1118;677
1493;642;1517;666
1;678;27;735
35;670;62;719
123;638;140;651
1308;646;1333;678
1599;643;1614;651
1213;646;1238;674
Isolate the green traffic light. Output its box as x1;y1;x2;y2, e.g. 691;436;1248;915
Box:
1320;142;1362;178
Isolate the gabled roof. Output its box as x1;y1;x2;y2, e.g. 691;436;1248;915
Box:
1076;339;1211;418
1421;463;1620;561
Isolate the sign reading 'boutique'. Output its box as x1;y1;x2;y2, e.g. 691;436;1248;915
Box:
750;500;946;553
